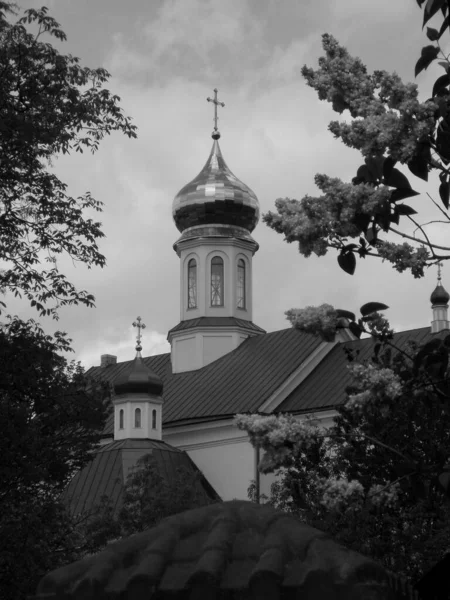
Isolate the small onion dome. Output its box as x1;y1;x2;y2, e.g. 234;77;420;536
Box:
114;354;163;396
172;136;260;233
430;282;450;305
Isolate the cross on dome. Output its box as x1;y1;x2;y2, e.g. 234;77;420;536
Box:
438;261;443;282
207;88;225;139
132;316;146;353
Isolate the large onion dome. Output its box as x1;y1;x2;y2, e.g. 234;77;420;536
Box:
430;282;450;305
172;133;260;233
114;354;163;396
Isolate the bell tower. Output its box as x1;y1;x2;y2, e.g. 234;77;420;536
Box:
168;90;265;373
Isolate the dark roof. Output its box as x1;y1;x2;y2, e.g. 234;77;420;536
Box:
114;354;163;396
167;316;266;336
87;328;323;433
278;326;447;413
37;500;418;599
62;439;219;516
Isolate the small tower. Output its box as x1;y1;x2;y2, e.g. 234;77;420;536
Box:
169;89;265;373
431;263;450;333
113;317;164;440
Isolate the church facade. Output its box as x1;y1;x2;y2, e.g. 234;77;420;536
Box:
75;91;450;509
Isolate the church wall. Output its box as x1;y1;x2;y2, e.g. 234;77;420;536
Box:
164;410;338;502
164;420;254;501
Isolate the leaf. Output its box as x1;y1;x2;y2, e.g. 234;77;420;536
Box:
439;180;450;209
336;309;356;321
382;156;397;180
395;204;418;216
353;212;371;233
390;188;421;202
423;0;447;28
427;26;440;40
337;251;356;275
438;471;450;496
365;227;377;245
365;155;384;180
385;167;412;189
415;45;440;76
432;73;450;96
360;302;389;316
438;15;450;39
439;60;450;72
348;321;363;338
408;156;429;181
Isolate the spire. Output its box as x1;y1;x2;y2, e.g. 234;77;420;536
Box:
133;316;146;355
207;88;225;140
431;263;450;333
172;89;259;235
114;317;163;396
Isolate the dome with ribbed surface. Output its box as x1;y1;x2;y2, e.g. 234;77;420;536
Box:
430;282;450;305
114;354;163;396
172;136;260;233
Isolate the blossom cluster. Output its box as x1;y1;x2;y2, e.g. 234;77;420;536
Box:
346;362;403;411
235;413;320;474
302;34;436;163
313;475;400;513
264;175;392;258
315;475;365;513
285;303;338;339
377;241;429;278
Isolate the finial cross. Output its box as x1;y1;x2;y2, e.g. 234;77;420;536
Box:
132;316;146;352
207;88;225;133
438;262;443;282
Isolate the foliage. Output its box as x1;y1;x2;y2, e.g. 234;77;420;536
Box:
83;453;218;548
0;316;111;599
264;3;450;278
0;3;137;317
237;303;450;583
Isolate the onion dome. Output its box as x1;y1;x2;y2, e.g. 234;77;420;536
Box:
114;317;163;396
172;133;260;233
114;354;163;396
430;282;450;305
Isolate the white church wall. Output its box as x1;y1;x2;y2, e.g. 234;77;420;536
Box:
164;419;255;501
164;410;338;502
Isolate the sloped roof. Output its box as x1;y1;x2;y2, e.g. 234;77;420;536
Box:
167;316;266;335
278;326;447;413
87;328;323;433
37;500;418;599
62;439;219;516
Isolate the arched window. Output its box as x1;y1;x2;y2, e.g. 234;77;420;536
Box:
187;258;197;309
119;409;124;430
134;407;141;428
211;256;224;306
152;409;157;429
237;259;246;309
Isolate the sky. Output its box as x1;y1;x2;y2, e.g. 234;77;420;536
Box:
6;0;450;366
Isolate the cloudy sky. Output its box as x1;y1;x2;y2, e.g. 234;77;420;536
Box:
7;0;450;366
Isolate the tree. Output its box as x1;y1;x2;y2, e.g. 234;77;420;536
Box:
0;316;111;599
0;2;137;318
236;305;450;585
82;454;218;551
264;3;450;278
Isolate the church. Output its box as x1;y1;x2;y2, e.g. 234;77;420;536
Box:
64;90;450;514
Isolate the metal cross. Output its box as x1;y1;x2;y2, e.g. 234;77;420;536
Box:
132;316;146;352
207;88;225;134
438;262;443;282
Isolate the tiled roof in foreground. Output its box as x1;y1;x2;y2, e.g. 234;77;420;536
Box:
87;328;323;432
37;500;418;599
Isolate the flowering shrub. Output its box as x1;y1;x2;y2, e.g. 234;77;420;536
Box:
285;303;339;340
263;32;450;277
